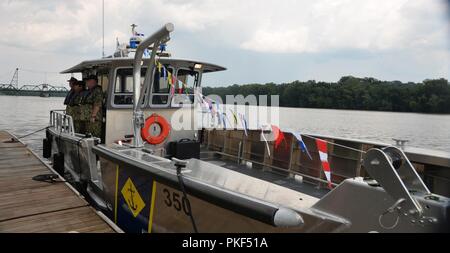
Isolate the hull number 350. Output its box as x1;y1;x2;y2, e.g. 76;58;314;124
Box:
163;188;191;216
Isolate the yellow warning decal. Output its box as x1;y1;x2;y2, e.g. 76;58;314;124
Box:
121;177;146;218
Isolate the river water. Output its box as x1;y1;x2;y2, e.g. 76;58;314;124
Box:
0;96;449;152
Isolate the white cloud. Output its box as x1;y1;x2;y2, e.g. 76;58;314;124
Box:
0;0;446;53
241;28;314;53
0;0;447;86
238;0;448;53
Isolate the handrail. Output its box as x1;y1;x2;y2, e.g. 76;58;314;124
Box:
204;129;450;196
132;23;174;147
211;150;339;187
49;110;75;136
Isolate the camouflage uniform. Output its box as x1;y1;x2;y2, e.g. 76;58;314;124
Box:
65;90;75;118
82;85;103;138
70;91;88;134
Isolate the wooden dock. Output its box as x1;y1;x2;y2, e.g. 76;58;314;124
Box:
0;130;119;233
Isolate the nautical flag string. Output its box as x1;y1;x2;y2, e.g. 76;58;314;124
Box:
239;113;249;136
195;91;216;115
216;111;223;126
271;125;287;150
195;90;203;104
260;127;271;157
162;65;167;82
215;102;220;115
207;98;214;113
316;138;332;189
193;89;229;129
167;72;172;85
215;103;223;127
155;60;191;96
170;81;175;96
242;114;249;136
292;132;312;160
203;98;210;110
229;109;238;126
157;62;162;73
222;112;228;128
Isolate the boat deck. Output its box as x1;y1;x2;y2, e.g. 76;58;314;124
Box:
0;130;118;233
200;151;330;199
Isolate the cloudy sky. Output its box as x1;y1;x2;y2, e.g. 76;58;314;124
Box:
0;0;448;88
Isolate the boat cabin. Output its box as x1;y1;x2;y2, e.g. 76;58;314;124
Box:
61;57;226;145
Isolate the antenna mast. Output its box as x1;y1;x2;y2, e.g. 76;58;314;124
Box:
102;0;105;58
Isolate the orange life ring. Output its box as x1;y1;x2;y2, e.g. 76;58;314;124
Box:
141;113;171;145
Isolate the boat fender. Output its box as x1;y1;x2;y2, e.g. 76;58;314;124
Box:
43;138;52;159
53;152;64;176
141;113;171;145
273;207;304;227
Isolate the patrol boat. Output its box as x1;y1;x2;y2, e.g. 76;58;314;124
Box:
43;23;450;233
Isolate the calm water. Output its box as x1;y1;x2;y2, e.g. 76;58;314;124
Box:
0;96;449;152
0;96;64;152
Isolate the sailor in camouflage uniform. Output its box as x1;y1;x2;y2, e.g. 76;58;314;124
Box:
70;80;88;134
82;75;103;139
64;77;77;118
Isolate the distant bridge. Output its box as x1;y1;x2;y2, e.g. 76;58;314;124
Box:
0;68;68;97
0;83;69;97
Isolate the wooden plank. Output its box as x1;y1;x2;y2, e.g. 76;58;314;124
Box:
0;164;48;176
0;149;34;159
0;207;114;233
0;157;43;169
0;142;26;148
0;130;116;233
0;184;88;222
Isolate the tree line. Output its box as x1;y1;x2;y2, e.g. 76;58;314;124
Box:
202;76;450;114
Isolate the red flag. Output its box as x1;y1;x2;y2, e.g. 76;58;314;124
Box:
271;125;287;150
316;138;332;189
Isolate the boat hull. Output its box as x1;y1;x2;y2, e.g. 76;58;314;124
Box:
97;153;345;233
45;127;450;233
94;145;450;233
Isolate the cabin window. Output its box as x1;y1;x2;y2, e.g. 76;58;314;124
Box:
171;68;199;106
113;68;146;105
98;71;109;93
150;66;174;106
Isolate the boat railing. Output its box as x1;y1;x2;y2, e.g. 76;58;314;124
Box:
202;129;450;196
49;110;75;136
203;129;351;189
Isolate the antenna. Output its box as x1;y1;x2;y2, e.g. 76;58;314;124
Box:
102;0;105;58
131;24;137;35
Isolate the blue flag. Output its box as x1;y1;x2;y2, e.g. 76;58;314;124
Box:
222;113;228;128
292;132;312;160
